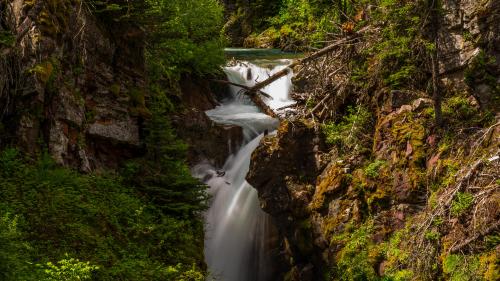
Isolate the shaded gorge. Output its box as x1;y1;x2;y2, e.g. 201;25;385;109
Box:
192;49;297;281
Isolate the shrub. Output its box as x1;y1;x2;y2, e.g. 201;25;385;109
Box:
0;149;206;280
322;106;372;153
0;211;32;281
450;192;474;217
37;257;99;281
364;160;386;178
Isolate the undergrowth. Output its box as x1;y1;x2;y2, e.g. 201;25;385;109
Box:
0;148;205;280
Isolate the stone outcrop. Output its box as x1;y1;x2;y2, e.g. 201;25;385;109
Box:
438;0;499;111
247;93;438;280
246;120;326;280
173;75;243;167
0;0;235;171
0;0;145;171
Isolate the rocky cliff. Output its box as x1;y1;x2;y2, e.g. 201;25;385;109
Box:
0;0;146;171
438;0;499;112
246;1;499;280
0;0;236;171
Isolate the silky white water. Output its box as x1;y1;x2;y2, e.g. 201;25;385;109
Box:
192;59;294;281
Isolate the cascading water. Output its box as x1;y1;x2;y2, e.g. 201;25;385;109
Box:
192;58;295;281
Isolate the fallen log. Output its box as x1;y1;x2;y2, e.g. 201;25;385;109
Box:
210;80;272;99
210;79;277;118
248;36;360;92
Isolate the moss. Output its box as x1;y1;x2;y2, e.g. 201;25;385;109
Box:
266;121;289;153
424;230;440;241
384;227;410;267
305;97;316;108
484;234;500;249
310;163;345;210
321;199;354;239
367;187;391;212
443;96;479;120
35;0;73;37
437;158;459;189
109;84;121;97
443;254;480;281
450;192;474;217
31;61;54;84
391;114;426;167
479;251;499;281
0;31;15;48
127;88;152;119
428;191;438;208
364;160;386;178
77;133;86;149
295;219;314;254
84;110;96;123
331;221;379;281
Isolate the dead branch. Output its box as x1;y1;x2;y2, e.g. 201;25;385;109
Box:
210;79;277;118
210;79;272;99
449;220;500;254
248;35;362;93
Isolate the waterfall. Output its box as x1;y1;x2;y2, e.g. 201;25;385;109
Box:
192;59;295;281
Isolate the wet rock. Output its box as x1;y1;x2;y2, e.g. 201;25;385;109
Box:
173;76;244;167
247;120;318;217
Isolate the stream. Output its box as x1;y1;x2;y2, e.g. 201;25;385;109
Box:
192;50;296;281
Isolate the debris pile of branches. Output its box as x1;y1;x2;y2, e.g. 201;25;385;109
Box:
211;27;373;120
406;121;500;279
290;26;376;123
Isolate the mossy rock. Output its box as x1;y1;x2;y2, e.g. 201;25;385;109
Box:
31;60;54;84
389;113;427;169
310;163;345;211
109;84;121;97
479;250;500;281
36;0;73;37
127;88;152;119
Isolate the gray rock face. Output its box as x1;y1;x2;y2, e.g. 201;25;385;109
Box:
88;119;140;146
439;0;499;111
1;0;145;171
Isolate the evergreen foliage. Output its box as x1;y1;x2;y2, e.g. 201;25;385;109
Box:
85;0;225;77
0;148;205;280
124;86;209;218
242;0;357;49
